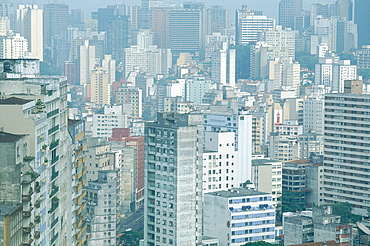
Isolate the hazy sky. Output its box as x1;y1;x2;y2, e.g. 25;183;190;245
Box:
9;0;335;19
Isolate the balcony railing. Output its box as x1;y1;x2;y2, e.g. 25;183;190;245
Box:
51;217;58;228
51;171;59;181
47;109;59;118
51;156;59;165
49;140;59;150
51;233;58;244
48;125;59;135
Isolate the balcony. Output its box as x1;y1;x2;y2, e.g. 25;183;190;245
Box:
23;207;33;217
49;140;59;150
34;215;41;224
51;171;59;181
35;183;41;193
47;108;59;118
48;125;59;135
51;217;58;228
50;186;59;198
48;198;59;214
50;233;58;244
51;156;59;165
34;231;40;240
35;200;41;209
22;238;33;246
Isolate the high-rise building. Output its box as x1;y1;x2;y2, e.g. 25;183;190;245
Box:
211;42;236;88
236;5;275;45
1;33;29;59
263;25;298;58
144;112;203;245
354;0;370;47
151;8;169;49
0;59;76;245
86;171;117;246
314;55;357;93
106;15;129;62
140;0;150;29
90;67;111;105
279;0;303;29
79;39;96;85
323;91;370;215
168;9;201;54
210;5;230;33
336;0;353;21
43;3;69;48
251;158;283;207
15;5;43;61
204;189;276;245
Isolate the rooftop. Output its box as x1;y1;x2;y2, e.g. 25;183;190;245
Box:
291;241;338;246
207;188;268;198
0;131;27;143
252;159;282;165
0;97;32;105
0;204;21;216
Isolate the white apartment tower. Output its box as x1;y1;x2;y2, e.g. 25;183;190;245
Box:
144;113;203;245
15;5;43;61
211;42;236;88
236;5;275;45
2;33;29;59
79;39;96;85
314;55;357;93
203;131;239;193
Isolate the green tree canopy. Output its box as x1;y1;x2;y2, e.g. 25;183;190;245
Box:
332;202;362;224
241;241;279;246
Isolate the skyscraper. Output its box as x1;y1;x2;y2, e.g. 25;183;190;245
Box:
15;5;43;61
336;0;353;21
144;112;203;245
279;0;303;29
43;3;69;48
169;9;201;53
323;89;370;215
236;6;275;45
354;0;370;47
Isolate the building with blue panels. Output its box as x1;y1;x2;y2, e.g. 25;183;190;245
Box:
203;188;276;246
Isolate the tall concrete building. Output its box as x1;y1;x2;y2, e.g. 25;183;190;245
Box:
86;171;117;246
202;131;239;193
1;33;29;59
0;59;78;245
15;5;43;61
90;67;111;105
279;0;303;29
79;40;96;85
43;3;69;48
236;5;275;45
211;42;236;88
323;92;370;215
144;113;203;245
336;0;353;21
314;55;357;93
204;189;276;245
354;0;370;47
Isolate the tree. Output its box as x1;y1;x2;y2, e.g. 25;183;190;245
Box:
241;241;279;246
338;53;356;65
332;202;362;223
295;52;318;71
282;189;305;213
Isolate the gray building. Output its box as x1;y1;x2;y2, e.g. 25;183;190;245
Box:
144;112;203;245
86;171;117;246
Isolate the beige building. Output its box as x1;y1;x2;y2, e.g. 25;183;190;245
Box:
90;67;111;105
251;158;282;207
15;5;43;61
